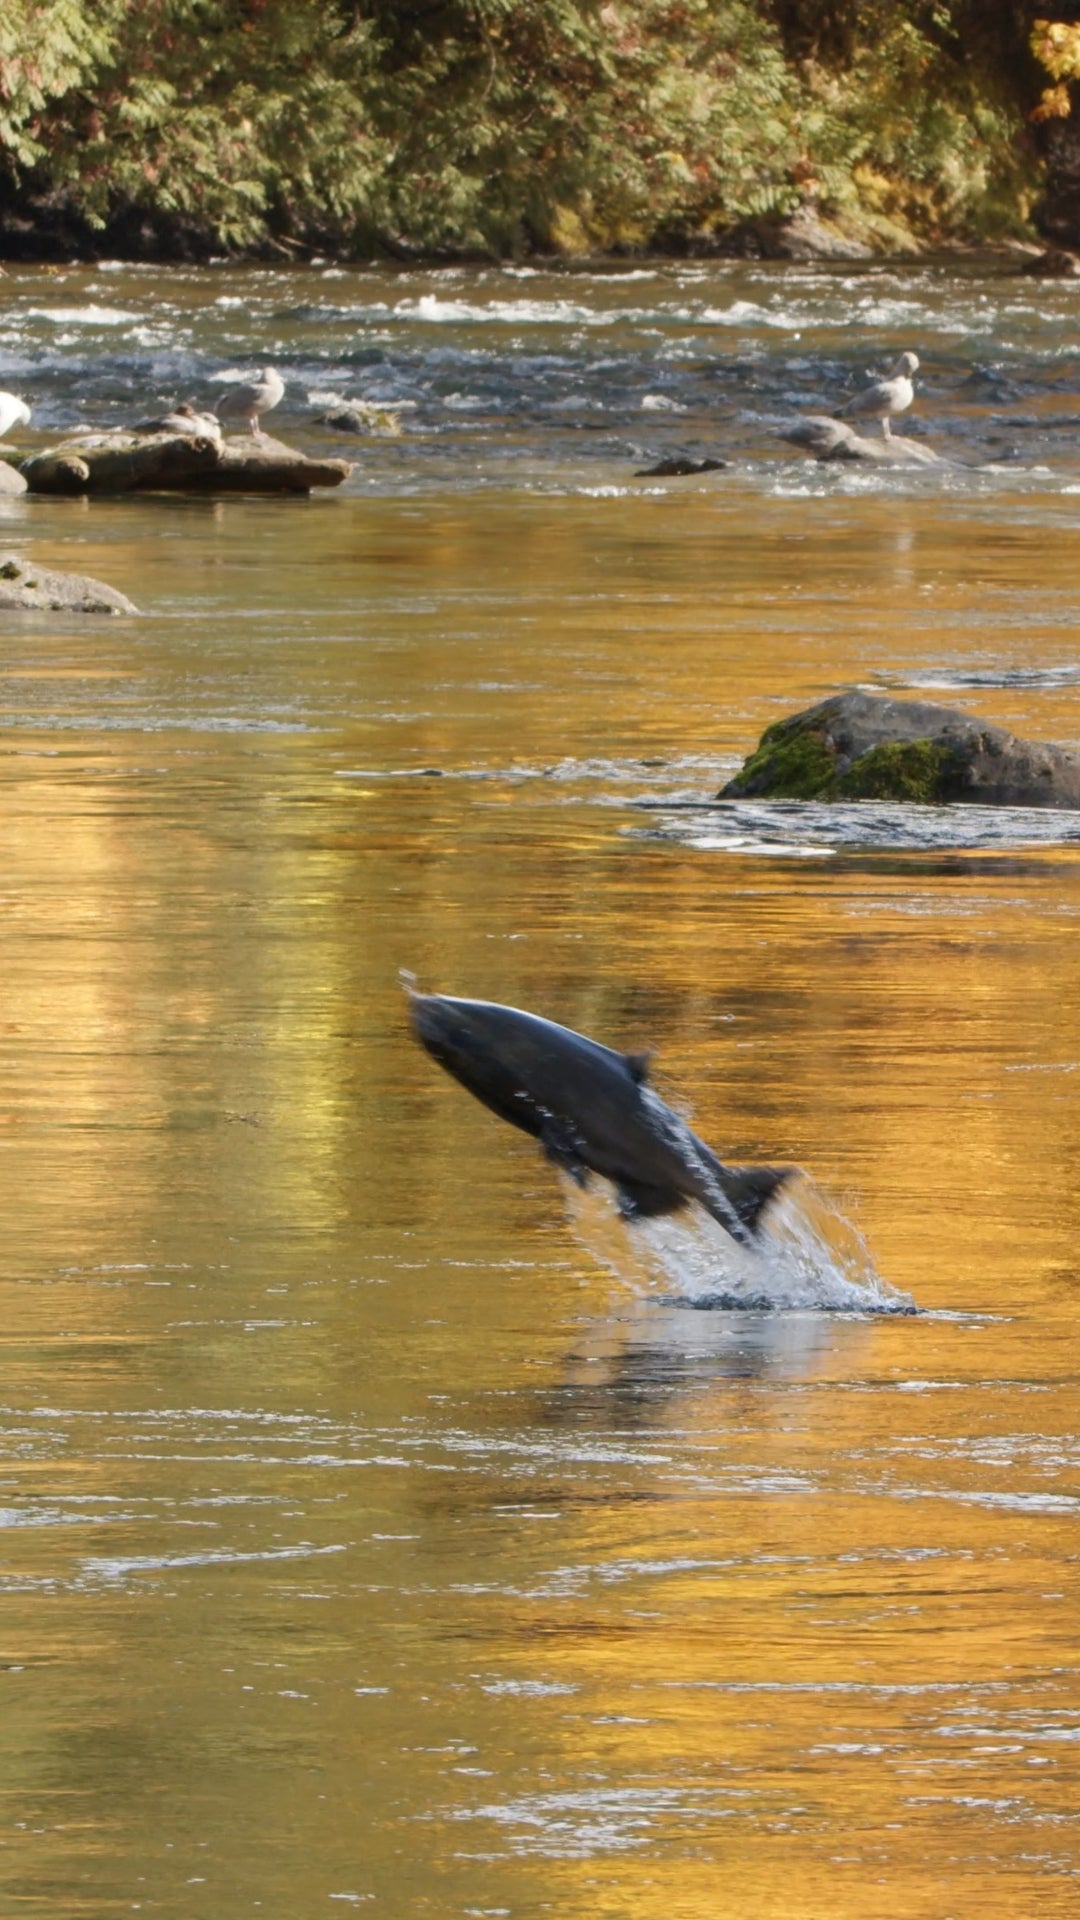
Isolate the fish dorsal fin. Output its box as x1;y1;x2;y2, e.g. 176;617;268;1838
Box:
623;1051;652;1085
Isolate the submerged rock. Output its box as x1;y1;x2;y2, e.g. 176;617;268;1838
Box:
720;691;1080;809
0;552;137;614
317;401;403;435
782;416;945;466
633;456;727;477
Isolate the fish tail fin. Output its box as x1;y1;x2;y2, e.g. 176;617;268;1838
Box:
712;1164;796;1237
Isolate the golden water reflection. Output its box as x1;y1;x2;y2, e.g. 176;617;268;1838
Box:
1;478;1080;1917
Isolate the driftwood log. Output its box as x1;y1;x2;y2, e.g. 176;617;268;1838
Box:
782;416;946;466
22;432;352;497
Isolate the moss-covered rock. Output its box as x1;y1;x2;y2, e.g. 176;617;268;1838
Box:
721;692;1080;809
833;739;965;803
728;718;837;798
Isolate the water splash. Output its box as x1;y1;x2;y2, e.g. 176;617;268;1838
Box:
637;797;1080;854
562;1171;914;1314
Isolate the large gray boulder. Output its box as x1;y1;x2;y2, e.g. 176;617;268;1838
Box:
0;553;137;615
720;691;1080;809
22;431;351;496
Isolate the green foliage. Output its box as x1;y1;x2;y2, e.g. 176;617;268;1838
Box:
769;0;1039;239
0;0;116;169
0;0;1047;255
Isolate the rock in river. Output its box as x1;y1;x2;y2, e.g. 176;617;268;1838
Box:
21;432;352;496
0;553;137;615
781;416;945;466
720;691;1080;809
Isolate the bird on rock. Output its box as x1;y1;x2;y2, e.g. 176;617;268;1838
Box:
839;351;919;439
0;392;31;440
134;401;222;441
215;367;285;438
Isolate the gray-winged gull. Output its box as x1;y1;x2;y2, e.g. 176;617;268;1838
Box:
215;368;285;438
134;402;222;440
0;392;31;439
839;352;919;438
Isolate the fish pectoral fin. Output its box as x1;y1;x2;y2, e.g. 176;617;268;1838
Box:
539;1117;590;1187
615;1178;684;1222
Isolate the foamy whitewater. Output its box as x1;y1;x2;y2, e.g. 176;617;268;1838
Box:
562;1172;914;1314
9;256;1080;492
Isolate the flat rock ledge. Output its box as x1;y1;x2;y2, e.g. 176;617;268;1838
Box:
720;691;1080;809
782;416;945;466
21;431;352;496
0;553;137;615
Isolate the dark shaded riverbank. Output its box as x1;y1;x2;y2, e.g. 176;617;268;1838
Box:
0;0;1061;270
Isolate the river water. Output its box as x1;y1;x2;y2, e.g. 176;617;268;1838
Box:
2;259;1080;1918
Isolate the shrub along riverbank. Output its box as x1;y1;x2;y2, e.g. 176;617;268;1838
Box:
1;0;1076;262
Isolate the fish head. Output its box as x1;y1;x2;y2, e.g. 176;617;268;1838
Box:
407;989;540;1121
409;989;491;1079
407;988;617;1148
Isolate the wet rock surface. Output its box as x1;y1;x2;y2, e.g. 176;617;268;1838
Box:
720;691;1080;809
1019;246;1080;278
22;431;352;495
633;456;727;477
782;416;946;465
315;402;402;435
0;552;137;614
730;205;879;261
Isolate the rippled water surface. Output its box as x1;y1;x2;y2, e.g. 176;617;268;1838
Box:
3;260;1080;1918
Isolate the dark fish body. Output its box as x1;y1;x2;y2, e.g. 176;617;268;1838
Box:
409;991;793;1245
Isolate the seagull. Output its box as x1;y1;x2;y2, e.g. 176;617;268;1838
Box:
133;402;222;440
0;392;31;440
839;351;919;439
215;368;285;438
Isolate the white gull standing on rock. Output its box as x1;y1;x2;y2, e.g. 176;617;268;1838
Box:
215;367;285;438
838;351;919;438
0;392;31;440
